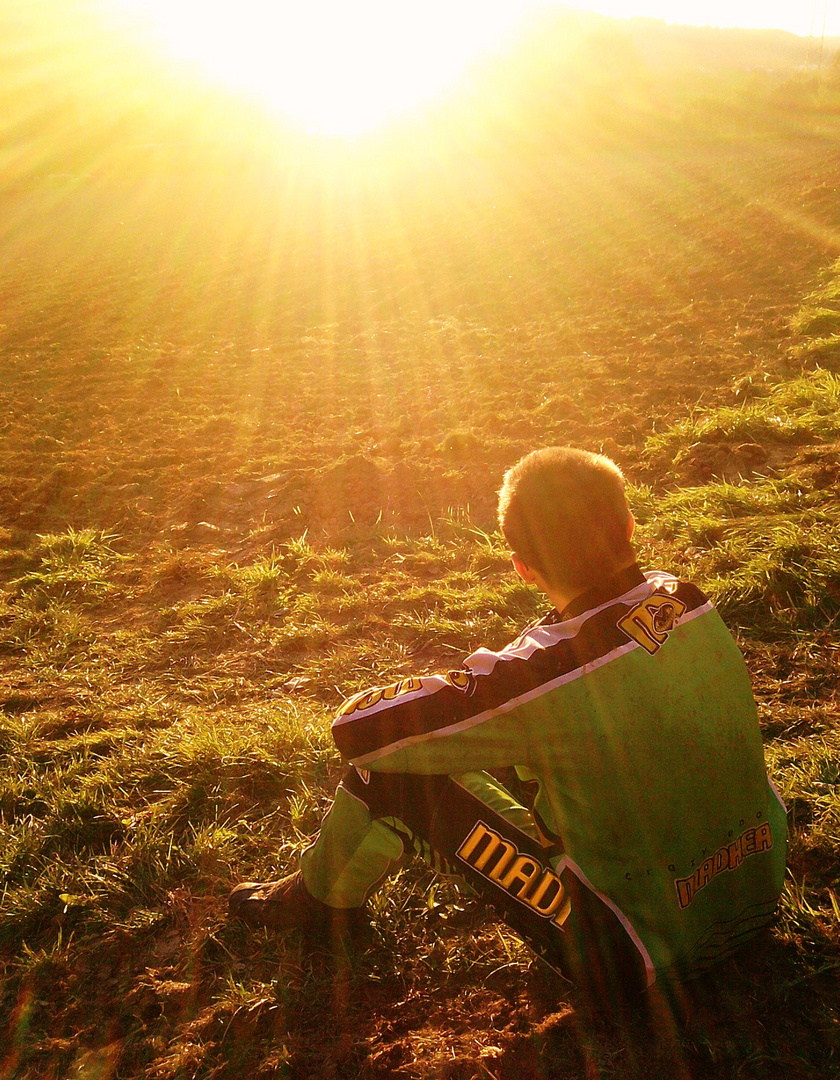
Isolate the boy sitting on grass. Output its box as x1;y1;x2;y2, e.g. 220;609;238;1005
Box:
230;446;787;1002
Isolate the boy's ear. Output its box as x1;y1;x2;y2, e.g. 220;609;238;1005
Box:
627;511;635;540
511;552;537;584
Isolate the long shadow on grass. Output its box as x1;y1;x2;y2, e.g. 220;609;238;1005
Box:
194;916;840;1080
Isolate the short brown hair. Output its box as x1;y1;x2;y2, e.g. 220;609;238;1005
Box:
498;447;633;590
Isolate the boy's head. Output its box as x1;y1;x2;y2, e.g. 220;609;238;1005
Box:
498;447;634;594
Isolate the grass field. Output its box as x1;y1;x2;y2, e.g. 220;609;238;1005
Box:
2;11;840;1078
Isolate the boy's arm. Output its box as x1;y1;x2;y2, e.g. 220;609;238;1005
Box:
330;573;707;775
331;665;522;775
330;616;593;775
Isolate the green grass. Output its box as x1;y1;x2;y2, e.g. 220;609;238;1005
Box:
790;256;840;367
632;358;840;641
643;369;840;460
634;482;840;631
2;456;839;1077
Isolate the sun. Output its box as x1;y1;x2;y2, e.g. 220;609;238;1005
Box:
107;0;533;136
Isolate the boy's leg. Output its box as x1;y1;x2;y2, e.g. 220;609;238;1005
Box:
233;767;650;1002
300;768;539;908
300;768;571;966
325;768;571;959
311;768;651;1002
230;769;534;935
298;782;406;908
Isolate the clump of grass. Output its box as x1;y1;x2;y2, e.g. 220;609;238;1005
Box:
1;529;133;660
11;529;129;603
634;357;840;632
0;699;335;963
766;729;840;962
790;266;840;329
790;307;840;338
790;333;840;366
789;256;840;367
707;518;840;626
643;369;840;465
226;551;286;593
634;480;840;631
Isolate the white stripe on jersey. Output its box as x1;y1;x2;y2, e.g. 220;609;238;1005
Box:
334;571;681;729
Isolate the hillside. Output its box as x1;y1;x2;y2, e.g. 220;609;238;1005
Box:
1;9;840;1080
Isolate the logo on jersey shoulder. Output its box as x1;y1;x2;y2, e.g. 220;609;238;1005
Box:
457;821;571;927
446;670;472;692
618;594;687;655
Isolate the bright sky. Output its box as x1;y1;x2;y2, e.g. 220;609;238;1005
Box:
106;0;840;136
576;0;839;37
108;1;535;135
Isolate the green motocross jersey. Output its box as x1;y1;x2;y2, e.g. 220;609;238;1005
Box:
332;565;787;984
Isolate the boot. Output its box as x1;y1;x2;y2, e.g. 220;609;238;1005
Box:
228;870;368;939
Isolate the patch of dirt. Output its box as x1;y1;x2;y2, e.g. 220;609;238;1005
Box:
675;439;771;484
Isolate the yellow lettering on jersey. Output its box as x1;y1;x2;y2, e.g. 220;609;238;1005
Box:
528;869;567;918
675;822;774;909
336;677;424;717
336;688;381;718
457;821;570;926
458;823;514;876
500;855;542;897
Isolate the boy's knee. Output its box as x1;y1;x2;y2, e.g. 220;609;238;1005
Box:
340;767;450;826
